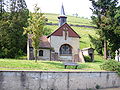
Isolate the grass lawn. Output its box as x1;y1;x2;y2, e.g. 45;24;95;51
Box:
0;55;106;71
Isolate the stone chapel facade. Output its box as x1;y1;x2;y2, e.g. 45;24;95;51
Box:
27;4;85;62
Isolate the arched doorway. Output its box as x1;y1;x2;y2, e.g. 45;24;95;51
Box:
59;44;72;56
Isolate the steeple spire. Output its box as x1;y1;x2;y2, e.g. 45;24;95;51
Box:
60;3;65;16
58;3;67;27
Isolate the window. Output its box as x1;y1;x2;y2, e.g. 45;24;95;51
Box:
60;44;72;55
39;50;43;56
30;47;33;52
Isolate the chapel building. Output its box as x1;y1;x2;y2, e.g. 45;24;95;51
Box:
27;4;84;62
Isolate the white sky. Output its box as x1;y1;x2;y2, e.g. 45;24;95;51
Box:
25;0;120;18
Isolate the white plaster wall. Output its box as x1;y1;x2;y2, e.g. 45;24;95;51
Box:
50;36;80;60
37;49;50;60
82;50;89;56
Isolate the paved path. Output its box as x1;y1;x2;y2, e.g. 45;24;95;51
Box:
100;88;120;90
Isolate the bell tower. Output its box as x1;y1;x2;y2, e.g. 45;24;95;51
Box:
58;4;67;27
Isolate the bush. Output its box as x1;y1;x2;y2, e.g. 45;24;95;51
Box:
95;84;100;89
84;56;92;62
100;60;120;75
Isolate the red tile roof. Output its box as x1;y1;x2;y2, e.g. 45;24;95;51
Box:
28;34;51;48
48;23;81;38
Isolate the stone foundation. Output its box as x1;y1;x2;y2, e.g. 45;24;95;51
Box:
0;71;120;90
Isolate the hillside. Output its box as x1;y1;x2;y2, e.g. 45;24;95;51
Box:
44;13;95;26
44;13;98;49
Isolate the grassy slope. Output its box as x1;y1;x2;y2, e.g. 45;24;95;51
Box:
44;13;95;26
0;55;105;71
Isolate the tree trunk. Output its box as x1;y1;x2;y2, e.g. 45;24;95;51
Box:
104;40;107;59
34;48;38;62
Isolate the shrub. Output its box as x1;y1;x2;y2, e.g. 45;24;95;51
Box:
100;60;120;75
84;56;92;62
95;84;100;89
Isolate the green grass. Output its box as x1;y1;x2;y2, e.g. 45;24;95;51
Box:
44;13;95;26
72;26;98;49
0;55;106;71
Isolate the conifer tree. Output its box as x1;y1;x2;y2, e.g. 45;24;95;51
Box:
90;0;120;59
0;0;29;58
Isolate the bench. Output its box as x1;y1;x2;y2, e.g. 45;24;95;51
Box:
63;62;79;69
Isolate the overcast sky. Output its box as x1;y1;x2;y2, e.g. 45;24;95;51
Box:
25;0;120;18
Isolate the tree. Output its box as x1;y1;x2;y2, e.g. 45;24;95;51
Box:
0;0;29;58
43;27;51;36
89;35;103;55
24;4;46;62
89;0;120;59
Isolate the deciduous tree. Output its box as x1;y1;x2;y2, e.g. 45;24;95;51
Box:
24;4;46;62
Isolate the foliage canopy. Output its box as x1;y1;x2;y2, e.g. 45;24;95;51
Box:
89;0;120;57
0;0;29;58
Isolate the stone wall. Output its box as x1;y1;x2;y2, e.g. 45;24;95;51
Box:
37;49;50;60
0;71;120;90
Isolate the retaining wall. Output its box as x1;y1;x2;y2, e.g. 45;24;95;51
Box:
0;71;120;90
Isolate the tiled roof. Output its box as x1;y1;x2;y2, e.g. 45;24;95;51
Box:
48;23;81;38
28;34;51;48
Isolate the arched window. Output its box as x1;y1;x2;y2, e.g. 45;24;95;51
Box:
60;44;72;55
39;50;43;56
